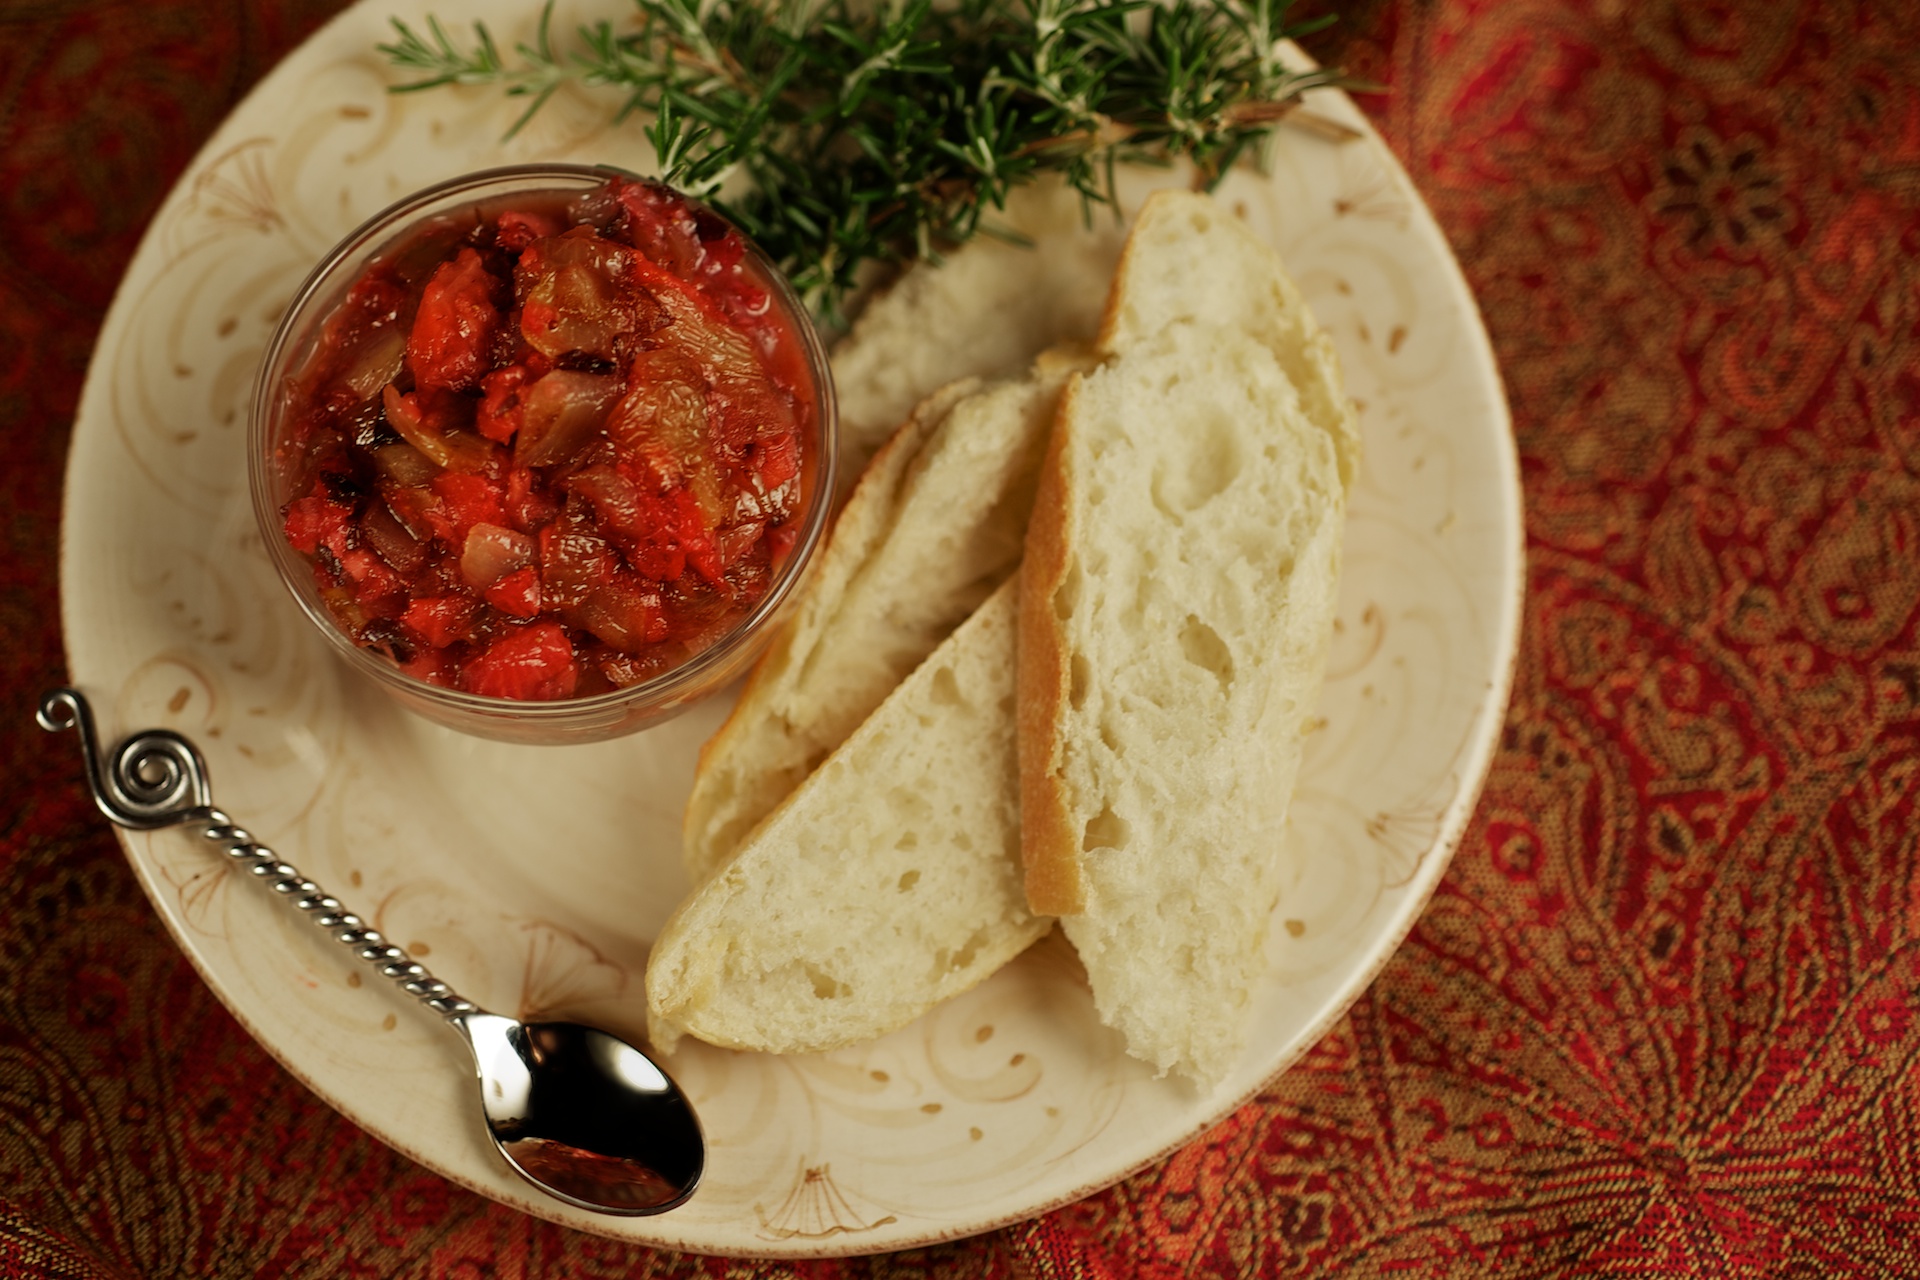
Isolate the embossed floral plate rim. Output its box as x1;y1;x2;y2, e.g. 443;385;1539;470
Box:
58;0;1522;1258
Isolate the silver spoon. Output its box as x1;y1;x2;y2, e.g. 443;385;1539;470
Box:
37;687;704;1216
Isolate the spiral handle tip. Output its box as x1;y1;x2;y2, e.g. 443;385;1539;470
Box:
37;686;216;830
37;687;84;734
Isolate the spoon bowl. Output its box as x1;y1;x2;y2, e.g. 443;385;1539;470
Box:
37;686;704;1217
463;1013;702;1213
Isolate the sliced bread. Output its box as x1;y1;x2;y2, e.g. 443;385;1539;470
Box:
1018;194;1354;1084
1098;190;1361;489
831;178;1128;478
682;347;1094;884
648;579;1045;1054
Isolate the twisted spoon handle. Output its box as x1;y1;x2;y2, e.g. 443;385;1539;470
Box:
37;687;476;1019
194;818;477;1017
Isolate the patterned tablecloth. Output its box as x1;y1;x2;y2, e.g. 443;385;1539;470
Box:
7;0;1920;1275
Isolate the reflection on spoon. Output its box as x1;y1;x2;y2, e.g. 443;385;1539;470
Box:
36;686;704;1217
466;1015;701;1212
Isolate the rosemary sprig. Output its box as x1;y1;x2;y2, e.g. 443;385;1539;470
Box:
380;0;1361;323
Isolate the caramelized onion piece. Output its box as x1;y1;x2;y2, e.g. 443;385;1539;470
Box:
605;351;725;527
364;499;427;575
460;522;536;589
370;442;439;487
382;384;500;474
515;370;625;467
331;327;406;404
515;230;663;360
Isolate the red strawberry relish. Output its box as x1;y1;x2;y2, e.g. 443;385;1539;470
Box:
270;176;820;702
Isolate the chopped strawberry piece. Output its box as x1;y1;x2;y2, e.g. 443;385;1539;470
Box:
496;208;564;251
328;529;404;610
351;558;409;619
402;596;478;648
407;247;503;392
297;487;375;592
505;466;560;533
671;487;724;584
567;464;725;584
629;543;685;583
399;644;457;688
463;623;578;701
485;566;543;619
754;431;799;489
431;474;510;546
283;489;353;556
477;364;532;444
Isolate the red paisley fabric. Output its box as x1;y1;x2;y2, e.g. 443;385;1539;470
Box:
7;0;1920;1275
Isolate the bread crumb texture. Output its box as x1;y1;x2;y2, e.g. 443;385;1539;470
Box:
1026;189;1355;1085
650;583;1049;1055
1059;324;1343;1083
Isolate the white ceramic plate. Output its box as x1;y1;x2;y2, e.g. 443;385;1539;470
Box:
61;0;1521;1257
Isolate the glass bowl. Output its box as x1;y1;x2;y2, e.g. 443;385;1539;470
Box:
249;164;837;745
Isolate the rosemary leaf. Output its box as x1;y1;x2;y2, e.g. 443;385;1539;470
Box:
379;0;1358;323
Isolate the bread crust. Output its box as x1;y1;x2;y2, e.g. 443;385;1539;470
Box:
1017;373;1087;916
1092;198;1148;353
681;377;978;881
